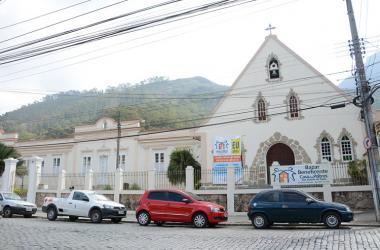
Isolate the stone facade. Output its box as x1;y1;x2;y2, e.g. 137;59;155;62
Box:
198;194;227;209
119;194;142;210
251;132;312;184
234;194;255;212
309;192;323;200
35;192;56;207
333;191;374;210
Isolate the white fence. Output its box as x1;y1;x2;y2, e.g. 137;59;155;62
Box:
0;159;373;214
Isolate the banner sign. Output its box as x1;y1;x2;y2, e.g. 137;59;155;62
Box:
212;136;242;184
270;164;331;185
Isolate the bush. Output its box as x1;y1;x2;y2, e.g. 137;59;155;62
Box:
347;159;368;185
14;187;28;198
103;184;113;190
129;183;141;190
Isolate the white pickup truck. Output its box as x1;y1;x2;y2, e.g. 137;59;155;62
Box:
42;190;127;223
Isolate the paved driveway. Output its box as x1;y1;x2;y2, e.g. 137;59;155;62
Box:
1;216;380;249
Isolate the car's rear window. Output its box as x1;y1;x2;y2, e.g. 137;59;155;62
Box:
147;191;167;201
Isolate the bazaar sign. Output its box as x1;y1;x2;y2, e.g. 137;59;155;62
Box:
213;136;242;184
270;164;331;185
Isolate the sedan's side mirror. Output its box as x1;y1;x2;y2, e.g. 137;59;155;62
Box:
306;198;314;204
182;198;190;203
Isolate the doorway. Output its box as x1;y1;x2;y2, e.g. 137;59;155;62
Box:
266;143;295;184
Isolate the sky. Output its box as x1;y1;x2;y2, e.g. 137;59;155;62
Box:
0;0;379;115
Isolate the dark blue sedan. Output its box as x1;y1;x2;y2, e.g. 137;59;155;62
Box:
247;189;353;229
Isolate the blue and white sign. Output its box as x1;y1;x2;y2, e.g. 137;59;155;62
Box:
212;136;243;184
270;164;331;185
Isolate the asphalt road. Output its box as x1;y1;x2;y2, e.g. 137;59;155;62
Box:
1;216;380;249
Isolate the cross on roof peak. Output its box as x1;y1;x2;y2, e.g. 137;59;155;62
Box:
265;24;276;35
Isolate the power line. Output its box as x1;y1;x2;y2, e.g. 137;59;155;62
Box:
0;0;257;65
15;101;350;148
0;0;91;30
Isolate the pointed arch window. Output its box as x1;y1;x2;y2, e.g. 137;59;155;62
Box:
258;99;266;121
289;95;299;118
340;135;353;162
320;137;332;162
268;58;280;79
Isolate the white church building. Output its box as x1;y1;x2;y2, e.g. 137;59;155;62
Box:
197;34;366;185
0;35;368;188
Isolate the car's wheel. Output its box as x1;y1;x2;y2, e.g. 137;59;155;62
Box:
3;206;12;218
90;209;103;223
69;216;78;222
23;214;32;218
252;213;268;229
154;221;164;226
323;212;341;229
192;213;208;228
137;211;150;226
111;218;122;223
47;207;57;221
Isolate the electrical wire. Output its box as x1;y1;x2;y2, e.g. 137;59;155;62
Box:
15;100;352;148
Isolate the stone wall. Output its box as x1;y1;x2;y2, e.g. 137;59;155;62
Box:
102;194;114;201
119;194;142;210
308;192;323;200
198;194;227;208
235;194;255;212
61;192;70;198
333;191;373;210
35;192;56;207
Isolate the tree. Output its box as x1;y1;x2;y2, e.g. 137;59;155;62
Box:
0;142;22;176
16;164;28;189
167;149;201;185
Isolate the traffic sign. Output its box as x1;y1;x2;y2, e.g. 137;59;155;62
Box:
363;137;372;150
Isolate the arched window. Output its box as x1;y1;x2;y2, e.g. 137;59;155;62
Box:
340;135;353;162
320;137;332;162
258;99;266;121
289;95;299;118
268;58;280;79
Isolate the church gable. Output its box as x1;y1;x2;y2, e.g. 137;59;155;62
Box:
201;35;350;127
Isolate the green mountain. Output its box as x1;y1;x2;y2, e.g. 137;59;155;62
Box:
0;76;228;140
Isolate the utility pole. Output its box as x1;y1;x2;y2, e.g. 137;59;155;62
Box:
345;0;380;221
116;111;121;169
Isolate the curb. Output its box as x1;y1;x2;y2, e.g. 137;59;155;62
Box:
32;213;380;227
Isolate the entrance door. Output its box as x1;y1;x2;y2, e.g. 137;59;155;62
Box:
266;143;295;184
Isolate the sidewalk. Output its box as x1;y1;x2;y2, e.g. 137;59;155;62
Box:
33;209;380;227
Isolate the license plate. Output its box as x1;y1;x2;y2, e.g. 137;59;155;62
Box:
26;207;32;212
118;210;124;215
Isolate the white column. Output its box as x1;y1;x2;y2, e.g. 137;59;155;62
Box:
185;166;194;192
85;168;94;190
1;158;18;192
27;156;42;203
57;169;66;197
114;168;123;202
148;168;156;189
227;165;235;215
321;160;332;202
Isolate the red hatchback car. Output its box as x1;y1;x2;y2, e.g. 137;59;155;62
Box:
136;189;228;228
